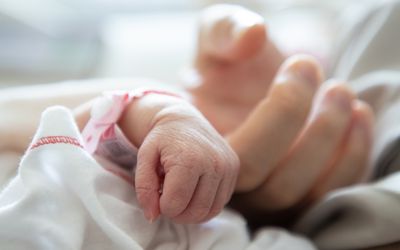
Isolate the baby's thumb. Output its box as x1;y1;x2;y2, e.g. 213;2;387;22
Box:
197;4;266;62
135;136;161;222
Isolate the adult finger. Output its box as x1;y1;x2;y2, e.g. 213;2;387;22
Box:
197;4;266;62
309;100;374;200
255;83;355;210
229;55;323;191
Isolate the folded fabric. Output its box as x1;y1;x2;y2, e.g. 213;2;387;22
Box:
295;1;400;249
0;106;315;250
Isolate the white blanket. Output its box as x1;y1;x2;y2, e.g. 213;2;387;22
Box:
0;106;315;250
1;1;400;249
295;1;400;249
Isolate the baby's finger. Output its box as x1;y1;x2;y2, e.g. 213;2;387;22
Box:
135;138;162;222
172;173;220;223
159;166;199;219
309;100;374;200
229;55;323;191
257;83;355;210
202;175;233;222
197;4;266;62
203;154;239;221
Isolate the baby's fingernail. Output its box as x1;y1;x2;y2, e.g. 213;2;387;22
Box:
144;209;158;223
148;216;155;224
144;209;153;221
280;55;323;88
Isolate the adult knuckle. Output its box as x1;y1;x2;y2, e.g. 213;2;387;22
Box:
313;112;341;138
272;84;310;121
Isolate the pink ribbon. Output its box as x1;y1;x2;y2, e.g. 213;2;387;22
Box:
82;89;182;154
82;91;134;154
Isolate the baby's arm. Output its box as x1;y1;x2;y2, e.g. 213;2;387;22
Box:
75;91;239;224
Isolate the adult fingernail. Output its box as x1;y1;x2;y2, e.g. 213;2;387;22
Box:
231;10;264;44
353;100;374;138
324;84;353;111
279;55;323;88
203;5;264;53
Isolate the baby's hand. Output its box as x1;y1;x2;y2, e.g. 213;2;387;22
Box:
121;98;239;224
75;92;239;224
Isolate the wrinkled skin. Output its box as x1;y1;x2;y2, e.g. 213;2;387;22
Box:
124;99;240;224
76;94;240;224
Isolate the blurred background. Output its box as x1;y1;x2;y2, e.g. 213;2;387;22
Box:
0;0;377;88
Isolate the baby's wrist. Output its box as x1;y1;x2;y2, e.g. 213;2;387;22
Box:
151;102;203;128
118;91;193;147
81;88;186;154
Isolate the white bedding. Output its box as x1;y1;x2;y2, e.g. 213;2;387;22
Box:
1;1;400;249
0;106;315;250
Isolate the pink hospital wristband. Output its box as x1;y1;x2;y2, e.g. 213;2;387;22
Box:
82;89;182;169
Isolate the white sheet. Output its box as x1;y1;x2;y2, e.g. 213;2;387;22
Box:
0;106;315;250
295;1;400;249
2;1;400;249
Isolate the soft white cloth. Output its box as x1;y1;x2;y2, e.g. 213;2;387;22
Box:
0;106;315;250
295;1;400;249
2;1;400;249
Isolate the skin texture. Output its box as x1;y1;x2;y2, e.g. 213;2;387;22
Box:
0;3;377;230
75;4;374;225
186;4;374;224
75;94;239;224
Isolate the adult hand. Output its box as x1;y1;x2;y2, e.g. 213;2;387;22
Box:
187;4;284;135
187;4;374;221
